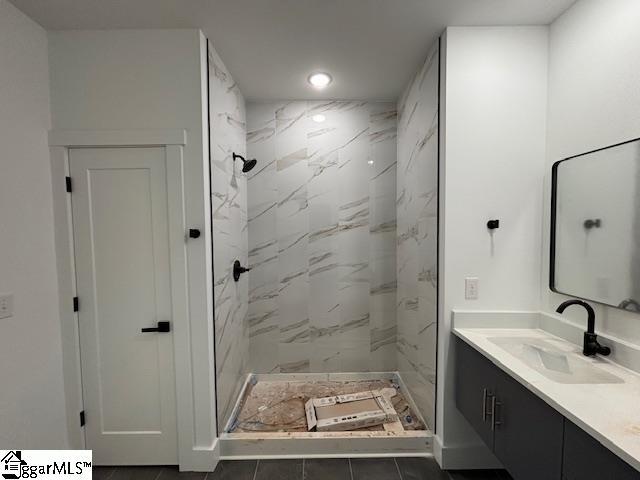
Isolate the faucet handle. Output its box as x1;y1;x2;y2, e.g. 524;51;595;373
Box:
583;332;611;357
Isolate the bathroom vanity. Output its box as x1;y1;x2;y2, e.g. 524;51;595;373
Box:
448;136;640;479
452;312;640;480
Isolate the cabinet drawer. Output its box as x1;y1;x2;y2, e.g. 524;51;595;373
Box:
563;420;638;480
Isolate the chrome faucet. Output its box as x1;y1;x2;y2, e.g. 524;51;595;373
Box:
556;299;611;357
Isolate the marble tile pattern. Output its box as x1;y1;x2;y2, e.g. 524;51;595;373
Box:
246;101;398;374
208;41;249;430
396;40;439;430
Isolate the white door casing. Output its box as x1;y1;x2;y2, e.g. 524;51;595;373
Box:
70;147;178;465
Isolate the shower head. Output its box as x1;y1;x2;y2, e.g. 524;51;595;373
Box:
232;153;257;173
242;158;257;173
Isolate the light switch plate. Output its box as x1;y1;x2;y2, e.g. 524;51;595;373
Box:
465;278;479;300
0;293;14;319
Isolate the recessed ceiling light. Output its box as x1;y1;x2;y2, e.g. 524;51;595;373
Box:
367;159;374;166
312;114;326;123
308;72;332;89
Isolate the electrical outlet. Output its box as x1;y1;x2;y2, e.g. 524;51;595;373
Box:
465;278;478;300
0;293;14;319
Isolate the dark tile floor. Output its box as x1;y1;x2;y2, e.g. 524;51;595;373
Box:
93;458;512;480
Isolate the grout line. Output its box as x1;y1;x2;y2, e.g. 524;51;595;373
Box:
205;462;217;480
251;459;260;480
348;458;354;480
301;458;305;480
393;458;403;480
104;467;118;480
151;468;164;480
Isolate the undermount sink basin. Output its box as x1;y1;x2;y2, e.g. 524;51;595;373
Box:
488;336;624;385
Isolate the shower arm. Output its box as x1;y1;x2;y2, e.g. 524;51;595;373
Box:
232;152;257;173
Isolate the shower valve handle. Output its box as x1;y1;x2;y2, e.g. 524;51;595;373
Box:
233;260;251;282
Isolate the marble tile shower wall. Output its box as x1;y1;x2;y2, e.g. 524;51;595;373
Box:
396;41;439;429
208;41;249;430
246;101;398;374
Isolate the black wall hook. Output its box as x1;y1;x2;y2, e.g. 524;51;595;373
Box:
583;218;601;230
487;219;500;230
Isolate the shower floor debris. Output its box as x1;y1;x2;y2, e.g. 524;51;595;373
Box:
228;378;426;433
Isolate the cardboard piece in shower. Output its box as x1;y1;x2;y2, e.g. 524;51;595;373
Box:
305;387;399;432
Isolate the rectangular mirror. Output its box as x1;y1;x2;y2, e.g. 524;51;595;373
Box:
551;137;640;313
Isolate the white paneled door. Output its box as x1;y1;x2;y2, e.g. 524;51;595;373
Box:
70;147;178;465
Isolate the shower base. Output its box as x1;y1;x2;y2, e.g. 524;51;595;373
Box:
219;372;432;458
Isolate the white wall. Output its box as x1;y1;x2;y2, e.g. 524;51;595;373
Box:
543;0;640;343
48;29;218;467
437;26;548;468
0;0;68;448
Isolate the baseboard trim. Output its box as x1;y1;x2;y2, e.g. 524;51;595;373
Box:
179;439;221;472
433;434;443;466
220;452;434;460
435;436;502;470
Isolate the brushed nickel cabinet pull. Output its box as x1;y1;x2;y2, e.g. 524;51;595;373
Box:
483;388;494;422
491;396;502;430
482;388;488;421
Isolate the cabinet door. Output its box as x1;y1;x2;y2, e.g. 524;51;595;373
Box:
563;420;638;480
455;338;498;449
493;369;563;480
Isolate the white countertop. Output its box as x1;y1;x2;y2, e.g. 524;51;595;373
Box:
453;324;640;472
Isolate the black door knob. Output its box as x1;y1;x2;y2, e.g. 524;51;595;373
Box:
233;260;251;282
141;321;171;333
189;229;201;239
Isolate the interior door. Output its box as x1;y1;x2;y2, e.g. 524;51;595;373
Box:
70;147;178;465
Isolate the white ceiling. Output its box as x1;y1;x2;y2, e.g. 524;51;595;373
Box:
11;0;576;101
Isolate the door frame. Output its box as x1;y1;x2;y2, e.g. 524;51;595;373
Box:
49;129;218;471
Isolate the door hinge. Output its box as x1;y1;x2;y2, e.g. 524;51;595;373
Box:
65;176;72;193
73;297;79;312
80;411;85;427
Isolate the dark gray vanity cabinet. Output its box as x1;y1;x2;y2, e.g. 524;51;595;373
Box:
455;338;564;480
492;367;564;480
455;336;499;449
563;420;638;480
455;338;639;480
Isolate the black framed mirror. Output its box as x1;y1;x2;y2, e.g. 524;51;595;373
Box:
550;136;640;313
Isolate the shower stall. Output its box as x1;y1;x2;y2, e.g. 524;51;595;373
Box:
208;39;440;456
